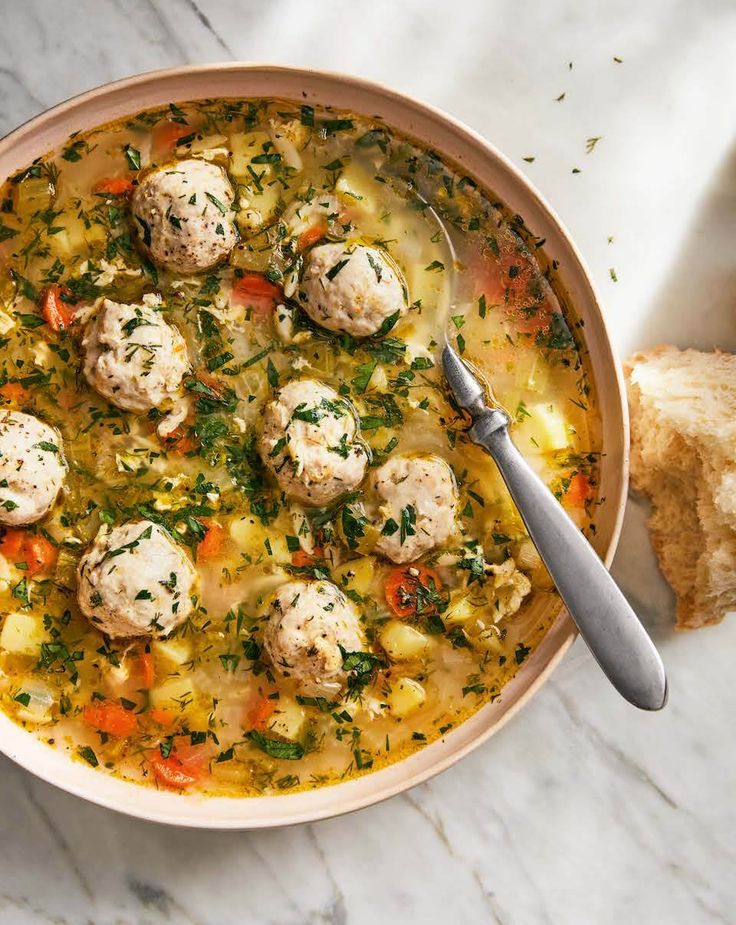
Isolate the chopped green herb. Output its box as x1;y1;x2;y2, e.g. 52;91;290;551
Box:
246;731;305;760
326;258;349;281
323;118;354;135
206;192;228;214
123;145;141;170
79;746;99;767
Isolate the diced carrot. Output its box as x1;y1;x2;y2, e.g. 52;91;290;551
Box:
197;522;224;560
174;741;211;767
21;535;58;576
160;424;199;455
297;224;327;251
171;433;199;454
0;382;31;405
40;285;77;332
565;472;592;507
149;708;175;727
247;693;276;731
291;547;325;567
149;742;208;789
384;564;443;619
83;701;138;737
149;753;199;789
152;120;195;154
137;650;155;689
196;370;225;395
231;272;284;317
0;529;57;576
0;529;25;561
94;176;135;196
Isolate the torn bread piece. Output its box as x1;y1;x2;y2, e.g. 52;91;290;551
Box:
626;345;736;629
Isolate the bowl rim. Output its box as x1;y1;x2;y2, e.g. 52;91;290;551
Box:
0;63;629;828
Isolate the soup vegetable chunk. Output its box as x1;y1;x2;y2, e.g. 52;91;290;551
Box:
0;98;600;796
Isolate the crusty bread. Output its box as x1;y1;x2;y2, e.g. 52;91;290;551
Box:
626;345;736;629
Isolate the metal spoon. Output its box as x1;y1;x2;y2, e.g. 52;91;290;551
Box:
442;343;667;711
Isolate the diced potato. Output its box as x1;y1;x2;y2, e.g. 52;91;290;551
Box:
534;403;570;451
335;166;377;213
230;130;282;232
49;217;106;258
152;637;192;667
332;556;376;596
379;621;430;661
388;677;426;718
229;131;272;177
150;675;195;710
444;591;476;626
267;696;305;741
516;402;569;454
0;612;47;655
210;760;251;785
230;516;266;554
263;532;291;564
239;182;281;229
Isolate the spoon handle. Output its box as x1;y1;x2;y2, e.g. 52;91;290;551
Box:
470;408;667;711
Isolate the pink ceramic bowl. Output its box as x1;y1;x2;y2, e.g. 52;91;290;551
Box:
0;64;627;828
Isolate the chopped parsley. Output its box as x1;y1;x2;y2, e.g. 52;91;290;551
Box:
246;731;305;760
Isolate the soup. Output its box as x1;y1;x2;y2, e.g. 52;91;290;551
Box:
0;98;600;796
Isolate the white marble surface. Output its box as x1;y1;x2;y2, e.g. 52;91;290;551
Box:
1;1;735;922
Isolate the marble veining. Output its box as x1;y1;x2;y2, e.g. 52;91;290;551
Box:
0;0;735;922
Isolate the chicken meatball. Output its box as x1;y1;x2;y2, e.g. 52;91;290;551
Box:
263;580;366;698
257;379;368;506
77;520;195;638
131;159;238;273
82;296;190;413
0;411;66;525
370;454;457;564
299;242;407;337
